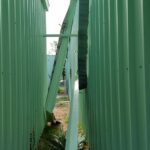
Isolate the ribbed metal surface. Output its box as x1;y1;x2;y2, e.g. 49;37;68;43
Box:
82;0;150;149
65;1;79;149
0;0;48;149
78;0;89;90
47;55;55;84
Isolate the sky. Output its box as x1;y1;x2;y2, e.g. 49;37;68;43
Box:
46;0;70;55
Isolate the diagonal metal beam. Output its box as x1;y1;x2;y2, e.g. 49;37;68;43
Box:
45;0;78;112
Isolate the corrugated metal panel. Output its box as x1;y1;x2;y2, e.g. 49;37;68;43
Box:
65;1;79;149
41;0;50;11
78;0;89;90
47;55;55;84
0;0;48;149
78;89;88;134
80;0;150;149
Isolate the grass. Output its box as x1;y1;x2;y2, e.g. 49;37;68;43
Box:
64;114;69;124
58;87;66;94
56;96;69;102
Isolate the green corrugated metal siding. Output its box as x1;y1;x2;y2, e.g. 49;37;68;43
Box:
80;0;150;149
78;0;89;139
47;55;55;84
78;0;89;90
78;89;88;134
0;0;48;149
65;2;79;149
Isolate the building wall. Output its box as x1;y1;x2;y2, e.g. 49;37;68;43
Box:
85;0;150;149
0;0;48;149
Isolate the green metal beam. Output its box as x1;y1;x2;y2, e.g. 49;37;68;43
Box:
45;0;78;112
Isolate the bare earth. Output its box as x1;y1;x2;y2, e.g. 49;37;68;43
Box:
53;99;70;132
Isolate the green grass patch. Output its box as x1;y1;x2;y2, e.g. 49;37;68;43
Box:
58;87;66;94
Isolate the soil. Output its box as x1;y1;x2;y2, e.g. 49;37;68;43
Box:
37;94;69;150
53;96;70;132
38;93;89;150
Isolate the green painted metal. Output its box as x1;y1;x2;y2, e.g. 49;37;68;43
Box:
78;89;88;134
78;0;89;90
41;0;50;11
0;0;48;149
78;0;150;149
45;0;78;112
47;55;55;84
65;2;79;149
1;0;149;149
65;80;79;150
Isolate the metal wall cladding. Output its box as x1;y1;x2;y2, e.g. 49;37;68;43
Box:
86;0;150;150
78;0;89;90
0;0;48;149
47;55;55;84
65;2;79;149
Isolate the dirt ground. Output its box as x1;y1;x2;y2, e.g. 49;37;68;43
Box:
53;94;89;150
37;95;69;150
53;96;70;132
